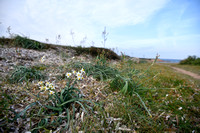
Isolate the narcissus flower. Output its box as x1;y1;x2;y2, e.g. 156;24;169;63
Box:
46;82;50;88
37;81;43;86
80;68;85;73
178;107;183;110
40;55;45;63
77;76;84;80
77;76;81;80
39;86;45;91
76;72;82;77
49;90;55;95
72;70;76;75
66;72;72;78
49;84;55;89
43;86;47;91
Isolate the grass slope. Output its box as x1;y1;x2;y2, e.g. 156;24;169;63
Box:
0;38;199;132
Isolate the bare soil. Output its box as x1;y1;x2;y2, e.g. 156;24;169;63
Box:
171;66;200;80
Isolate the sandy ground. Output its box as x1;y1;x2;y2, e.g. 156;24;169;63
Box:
171;66;200;80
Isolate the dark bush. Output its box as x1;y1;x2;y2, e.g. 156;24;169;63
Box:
0;37;13;46
72;46;120;60
180;55;200;65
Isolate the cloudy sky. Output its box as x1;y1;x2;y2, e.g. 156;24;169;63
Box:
0;0;200;59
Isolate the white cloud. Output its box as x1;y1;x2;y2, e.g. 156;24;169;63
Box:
0;0;170;45
24;0;169;27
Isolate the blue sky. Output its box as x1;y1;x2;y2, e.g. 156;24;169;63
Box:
0;0;200;59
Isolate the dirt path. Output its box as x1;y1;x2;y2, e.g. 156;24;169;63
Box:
170;66;200;80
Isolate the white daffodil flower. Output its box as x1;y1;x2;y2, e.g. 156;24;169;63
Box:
46;82;50;87
37;81;43;86
166;115;170;120
76;72;82;77
48;83;55;90
77;76;81;80
72;70;76;75
43;86;47;91
40;55;45;63
77;76;83;80
66;72;72;78
39;86;45;91
49;90;55;95
80;68;85;73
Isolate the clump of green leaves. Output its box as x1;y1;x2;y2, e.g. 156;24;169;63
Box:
9;66;45;83
73;52;118;81
12;68;92;132
44;72;91;114
14;35;45;50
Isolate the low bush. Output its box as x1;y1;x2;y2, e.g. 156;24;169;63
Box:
0;37;13;46
180;55;200;65
70;46;120;60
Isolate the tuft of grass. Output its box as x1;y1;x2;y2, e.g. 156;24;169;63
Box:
13;35;45;50
73;62;118;81
9;66;46;83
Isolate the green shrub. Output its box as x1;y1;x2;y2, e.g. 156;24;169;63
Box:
0;37;13;46
89;47;120;60
193;58;200;65
9;66;46;83
180;55;200;65
14;36;45;50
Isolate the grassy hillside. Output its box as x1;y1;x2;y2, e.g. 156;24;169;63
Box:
0;37;199;132
0;36;120;60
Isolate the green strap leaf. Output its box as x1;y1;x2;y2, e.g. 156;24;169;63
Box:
121;81;128;94
58;98;78;107
45;105;62;112
75;101;87;113
14;102;37;121
134;92;152;118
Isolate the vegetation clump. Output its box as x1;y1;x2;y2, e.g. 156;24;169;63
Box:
0;37;12;46
13;35;46;50
180;55;200;65
9;66;46;83
70;46;120;60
